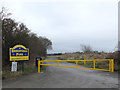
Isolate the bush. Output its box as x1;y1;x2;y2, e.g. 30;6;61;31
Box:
106;51;119;71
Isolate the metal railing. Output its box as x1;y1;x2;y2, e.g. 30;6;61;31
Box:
38;59;114;73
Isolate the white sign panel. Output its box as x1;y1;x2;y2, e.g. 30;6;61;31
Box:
11;62;17;72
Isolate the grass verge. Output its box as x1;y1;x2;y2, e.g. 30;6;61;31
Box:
2;65;46;80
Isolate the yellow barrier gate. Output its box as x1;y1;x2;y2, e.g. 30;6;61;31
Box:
38;59;114;73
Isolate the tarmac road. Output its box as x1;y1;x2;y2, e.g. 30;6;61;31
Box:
2;58;118;88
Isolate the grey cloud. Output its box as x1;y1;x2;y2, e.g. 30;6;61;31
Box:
2;1;118;53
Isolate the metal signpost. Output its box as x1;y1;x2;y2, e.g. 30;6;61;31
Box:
10;45;29;72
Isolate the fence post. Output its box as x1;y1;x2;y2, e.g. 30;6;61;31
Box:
111;59;114;72
57;61;59;66
38;61;40;73
93;60;95;69
84;57;86;65
76;61;78;68
109;60;110;71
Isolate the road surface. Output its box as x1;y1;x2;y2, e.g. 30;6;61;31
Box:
3;58;118;88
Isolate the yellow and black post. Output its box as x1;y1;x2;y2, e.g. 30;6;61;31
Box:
36;57;43;73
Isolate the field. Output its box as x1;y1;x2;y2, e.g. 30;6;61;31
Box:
58;51;119;71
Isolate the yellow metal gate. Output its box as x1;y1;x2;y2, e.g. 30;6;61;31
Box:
38;59;114;73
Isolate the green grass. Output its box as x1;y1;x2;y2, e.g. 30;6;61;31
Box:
59;57;109;70
60;58;67;60
2;71;23;80
81;61;109;69
2;65;46;80
23;67;37;75
84;61;94;68
95;62;109;69
40;65;46;70
78;61;84;65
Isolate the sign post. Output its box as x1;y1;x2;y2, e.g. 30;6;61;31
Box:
22;60;24;72
10;45;29;72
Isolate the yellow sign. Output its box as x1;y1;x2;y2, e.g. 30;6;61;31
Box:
10;45;29;61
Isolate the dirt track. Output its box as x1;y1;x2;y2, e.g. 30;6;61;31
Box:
2;58;118;88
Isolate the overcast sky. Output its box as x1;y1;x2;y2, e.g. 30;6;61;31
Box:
0;0;118;53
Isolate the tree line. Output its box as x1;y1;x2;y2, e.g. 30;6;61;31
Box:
1;7;52;66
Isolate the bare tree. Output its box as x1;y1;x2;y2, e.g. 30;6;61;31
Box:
80;44;92;53
0;7;11;20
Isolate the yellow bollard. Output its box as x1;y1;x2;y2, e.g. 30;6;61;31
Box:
38;61;40;73
93;60;95;69
109;60;111;72
111;59;114;72
57;61;59;66
76;61;78;68
84;57;86;65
